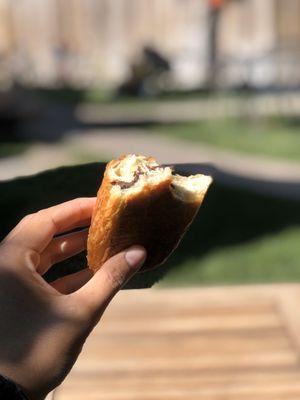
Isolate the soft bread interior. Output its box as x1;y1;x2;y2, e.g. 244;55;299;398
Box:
110;155;161;182
109;154;212;202
171;174;213;203
109;155;172;196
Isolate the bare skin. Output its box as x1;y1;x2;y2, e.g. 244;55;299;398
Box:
0;198;146;400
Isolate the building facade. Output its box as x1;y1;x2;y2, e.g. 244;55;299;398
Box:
0;0;299;89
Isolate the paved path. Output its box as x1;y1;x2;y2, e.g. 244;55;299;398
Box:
0;144;77;181
71;129;300;183
1;128;300;198
76;93;300;124
56;285;300;400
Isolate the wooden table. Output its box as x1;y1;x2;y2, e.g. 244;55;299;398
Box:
56;285;300;400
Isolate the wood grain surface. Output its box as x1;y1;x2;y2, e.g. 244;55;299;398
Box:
56;285;300;400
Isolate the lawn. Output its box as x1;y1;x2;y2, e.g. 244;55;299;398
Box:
0;142;30;158
161;226;300;286
153;117;300;162
1;162;300;289
26;88;300;161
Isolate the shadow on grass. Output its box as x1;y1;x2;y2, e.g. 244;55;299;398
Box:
0;162;300;289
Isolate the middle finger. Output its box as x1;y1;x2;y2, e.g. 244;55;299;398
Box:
38;229;88;275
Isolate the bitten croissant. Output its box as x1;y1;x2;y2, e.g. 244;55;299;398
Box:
87;154;212;273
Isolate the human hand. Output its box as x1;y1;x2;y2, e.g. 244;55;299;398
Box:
0;198;146;400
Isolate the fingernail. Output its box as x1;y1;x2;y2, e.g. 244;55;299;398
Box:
125;246;147;269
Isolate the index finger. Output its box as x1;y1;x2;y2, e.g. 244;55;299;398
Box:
4;198;96;253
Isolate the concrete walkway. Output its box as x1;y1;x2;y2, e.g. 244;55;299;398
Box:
0;143;78;181
76;93;300;124
1;128;300;182
1;128;300;198
71;129;300;183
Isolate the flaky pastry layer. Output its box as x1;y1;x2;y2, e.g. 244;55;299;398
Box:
87;155;212;272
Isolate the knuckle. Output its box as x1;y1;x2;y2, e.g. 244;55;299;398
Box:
21;213;35;223
36;209;48;219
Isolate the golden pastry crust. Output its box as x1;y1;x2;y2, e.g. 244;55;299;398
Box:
87;155;211;273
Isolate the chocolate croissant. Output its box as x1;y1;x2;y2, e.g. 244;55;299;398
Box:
87;154;212;273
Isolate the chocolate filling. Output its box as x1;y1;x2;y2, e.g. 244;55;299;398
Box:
112;175;139;189
112;167;143;189
111;164;161;189
148;165;160;171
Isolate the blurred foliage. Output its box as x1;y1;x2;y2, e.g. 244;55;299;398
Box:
68;148;110;164
0;163;300;289
117;46;170;97
28;87;111;105
153;117;300;161
29;87;231;105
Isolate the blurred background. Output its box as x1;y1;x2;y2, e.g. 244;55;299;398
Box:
1;0;300;286
2;1;300;400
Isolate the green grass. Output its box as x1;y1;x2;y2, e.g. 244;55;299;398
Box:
68;148;110;164
30;87;112;105
0;142;30;158
31;87;234;106
154;118;300;161
161;227;300;286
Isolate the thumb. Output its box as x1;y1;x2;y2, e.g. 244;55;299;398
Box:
75;246;146;319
